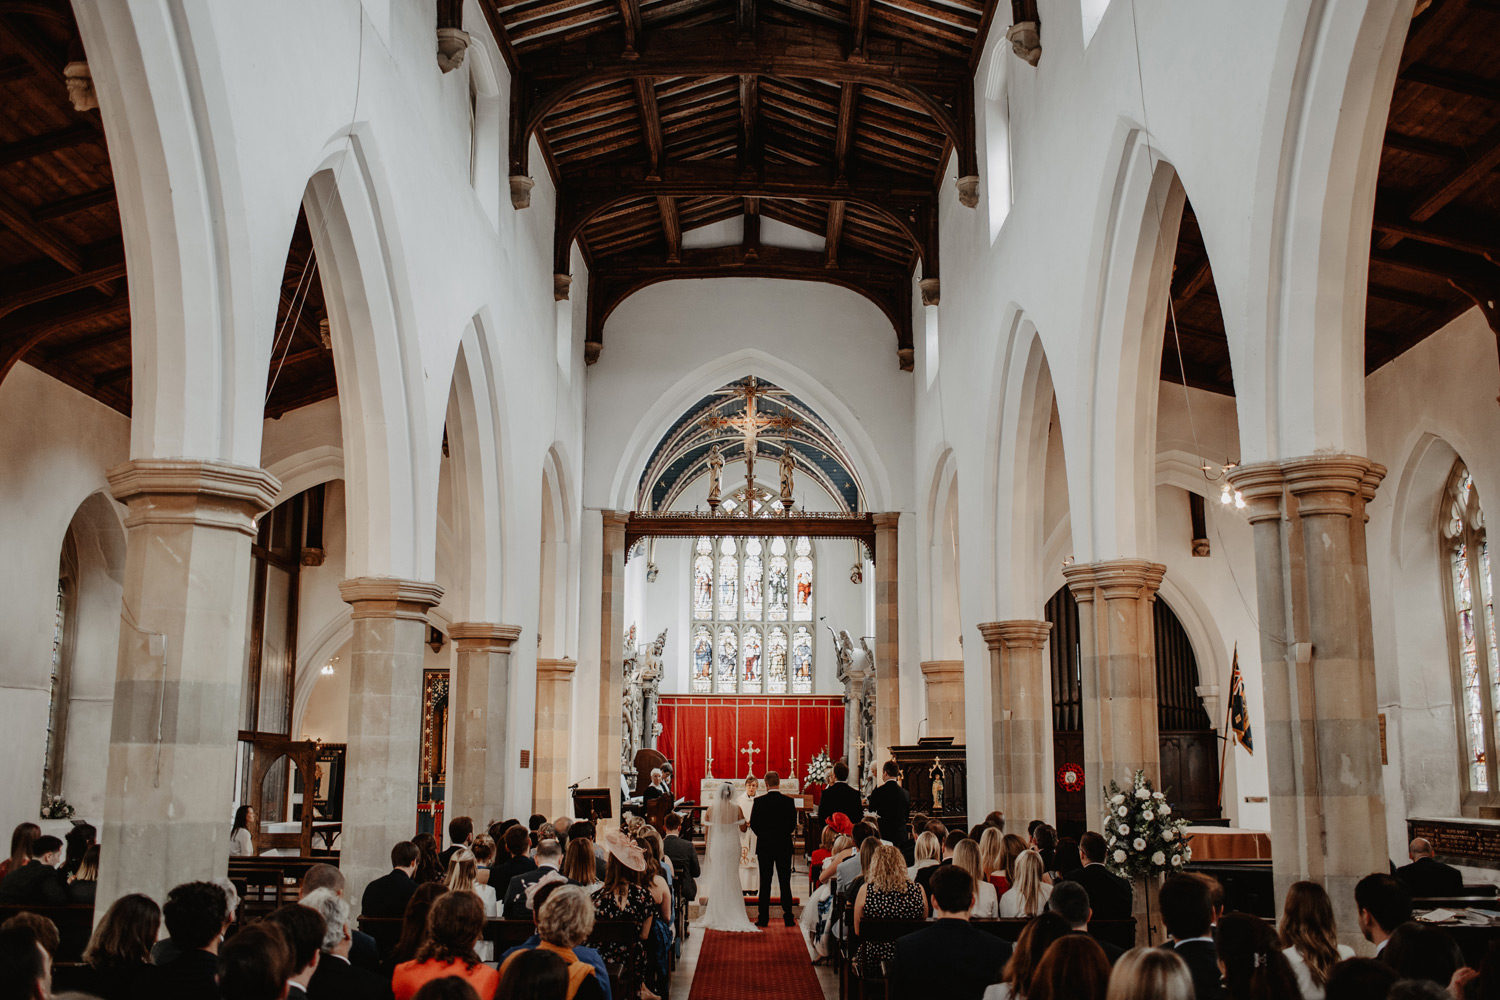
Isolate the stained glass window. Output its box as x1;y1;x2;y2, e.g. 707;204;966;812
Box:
1445;462;1498;801
688;520;814;693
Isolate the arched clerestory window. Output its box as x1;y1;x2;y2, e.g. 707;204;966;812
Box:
1442;461;1499;803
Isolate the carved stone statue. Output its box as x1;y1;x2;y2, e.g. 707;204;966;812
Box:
707;444;724;507
640;628;667;749
779;446;796;506
621;626;644;779
830;627;877;794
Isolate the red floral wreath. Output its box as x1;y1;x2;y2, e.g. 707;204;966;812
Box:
1056;763;1085;793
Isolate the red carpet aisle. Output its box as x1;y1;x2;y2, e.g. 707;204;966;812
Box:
685;925;827;1000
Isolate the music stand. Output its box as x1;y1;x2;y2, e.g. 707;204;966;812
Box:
571;787;613;824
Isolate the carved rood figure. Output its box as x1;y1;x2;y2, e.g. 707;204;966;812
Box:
779;446;796;507
699;377;800;498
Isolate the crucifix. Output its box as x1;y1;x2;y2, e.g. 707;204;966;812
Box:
741;739;762;775
700;376;801;505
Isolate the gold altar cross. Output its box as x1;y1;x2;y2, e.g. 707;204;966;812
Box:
700;377;800;498
741;739;762;772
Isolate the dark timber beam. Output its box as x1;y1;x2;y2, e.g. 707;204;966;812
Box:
1400;0;1470;73
1373;205;1500;259
849;0;869;55
743;197;760;259
33;186;116;223
1172;257;1214;303
1409;121;1500;222
0;291;126;385
738;73;761;170
508;23;974;187
617;0;642;55
657;195;681;262
825;200;846;266
0;124;98;169
584;244;913;368
553;160;935;276
0;249;126;318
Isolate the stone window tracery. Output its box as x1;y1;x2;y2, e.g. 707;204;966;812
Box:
1443;461;1499;802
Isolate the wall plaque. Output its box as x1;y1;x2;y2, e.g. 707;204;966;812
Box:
1408;818;1500;869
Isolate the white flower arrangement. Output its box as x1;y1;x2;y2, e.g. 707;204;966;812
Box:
1101;770;1192;880
40;794;74;820
805;748;834;787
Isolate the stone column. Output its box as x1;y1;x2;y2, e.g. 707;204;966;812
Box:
977;620;1052;826
339;577;444;899
534;657;577;820
597;512;628;821
873;513;901;759
448;623;522;826
96;460;278;909
919;660;966;739
1062;560;1166;806
1230;455;1389;948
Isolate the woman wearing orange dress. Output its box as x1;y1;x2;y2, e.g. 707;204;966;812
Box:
390;890;499;1000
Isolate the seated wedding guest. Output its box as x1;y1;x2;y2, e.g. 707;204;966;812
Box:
568;821;608;882
71;892;160;1000
909;813;930;848
0;923;50;1000
383;883;448;981
504;838;569;919
1060;832;1133;922
853;844;928;978
1;823;40;880
1;912;58;963
302;888;385;1000
1393;838;1465;899
953;840;999;918
1278;880;1354;1000
979;828;1007;895
1048;880;1125;964
67;844;99;904
229;805;255;857
1353;874;1411;956
216;922;292;1000
589;833;655;1000
497;949;571;1000
636;827;673;886
412;833;444;884
926;820;950;844
529;813;548;841
63;823;96;877
1382;921;1466;990
1160;874;1223;1000
1053;839;1082;880
391;890;499;1000
263;902;326;999
1192;872;1226;927
915;830;964;895
0;835;67;905
891;866;1012;1000
984;811;1005;832
562;838;601;889
1031;824;1058;876
364;841;422;919
498;884;608;1000
840;838;882;914
633;832;673;998
493;824;539;889
1029;935;1111;1000
999;849;1052;918
1103;947;1195;1000
982;911;1070;1000
158;881;232;1000
298;864;378;972
471;834;497;885
908;831;941;882
832;822;880;890
810;825;839;886
150;878;238;966
442;817;475;869
661;813;698;902
1215;912;1299;1000
994;834;1029;896
553;816;573;841
414;979;479;1000
445;847;498;919
1323;959;1397;1000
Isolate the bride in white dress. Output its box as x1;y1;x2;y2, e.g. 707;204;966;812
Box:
694;780;759;932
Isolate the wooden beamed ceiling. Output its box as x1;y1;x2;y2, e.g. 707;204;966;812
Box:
484;0;992;367
1162;0;1500;397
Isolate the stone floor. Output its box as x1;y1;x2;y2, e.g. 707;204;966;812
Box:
669;864;838;1000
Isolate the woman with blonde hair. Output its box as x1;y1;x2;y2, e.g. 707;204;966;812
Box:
999;849;1052;917
952;840;999;917
444;846;497;961
817;834;856;887
979;827;1006;891
1103;947;1196;1000
908;831;941;880
1277;881;1353;1000
852;844;928;977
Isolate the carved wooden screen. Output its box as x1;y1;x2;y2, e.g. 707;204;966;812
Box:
1046;587;1085;837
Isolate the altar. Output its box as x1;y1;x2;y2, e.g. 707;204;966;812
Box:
700;775;801;801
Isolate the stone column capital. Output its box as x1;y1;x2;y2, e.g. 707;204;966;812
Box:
1227;462;1287;525
107;458;280;537
978;620;1052;651
1062;559;1165;602
1282;455;1383;518
339;577;445;621
538;657;577;679
872;512;900;529
449;622;524;652
919;659;965;681
601;510;630;530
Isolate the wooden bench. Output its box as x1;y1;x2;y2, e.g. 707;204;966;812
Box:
228;856;332;920
0;903;96;962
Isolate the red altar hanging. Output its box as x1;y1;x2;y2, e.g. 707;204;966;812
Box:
657;695;845;803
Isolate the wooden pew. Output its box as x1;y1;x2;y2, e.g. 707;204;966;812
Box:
0;903;95;962
228;856;331;920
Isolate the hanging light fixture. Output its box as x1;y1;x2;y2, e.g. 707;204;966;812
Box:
321;655;339;676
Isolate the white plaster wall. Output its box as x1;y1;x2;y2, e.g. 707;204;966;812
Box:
0;365;129;833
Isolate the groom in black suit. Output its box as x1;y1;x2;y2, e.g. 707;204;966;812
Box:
749;770;798;928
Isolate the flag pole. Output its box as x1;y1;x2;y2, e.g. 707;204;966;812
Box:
1216;645;1236;812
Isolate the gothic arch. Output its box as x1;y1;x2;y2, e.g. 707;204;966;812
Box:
440;321;507;623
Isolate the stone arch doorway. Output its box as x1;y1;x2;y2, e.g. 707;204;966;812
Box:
1047;586;1219;838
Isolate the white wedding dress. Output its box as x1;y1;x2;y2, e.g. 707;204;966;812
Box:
694;782;759;932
